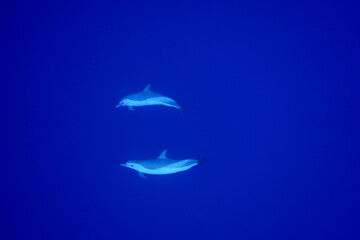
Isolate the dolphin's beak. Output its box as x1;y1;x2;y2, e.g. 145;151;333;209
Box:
116;105;121;108
120;163;126;167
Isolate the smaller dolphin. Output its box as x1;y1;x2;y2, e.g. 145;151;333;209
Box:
116;84;185;112
121;150;205;178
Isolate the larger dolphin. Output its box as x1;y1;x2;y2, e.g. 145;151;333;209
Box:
121;150;205;178
116;84;184;112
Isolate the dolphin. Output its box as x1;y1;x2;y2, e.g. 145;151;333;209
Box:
116;84;185;112
121;150;205;178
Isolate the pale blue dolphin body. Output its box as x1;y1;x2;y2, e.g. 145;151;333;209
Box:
116;84;184;112
121;150;205;178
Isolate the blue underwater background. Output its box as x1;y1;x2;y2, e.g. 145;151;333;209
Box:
1;0;360;239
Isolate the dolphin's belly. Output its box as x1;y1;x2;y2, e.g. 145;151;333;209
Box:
125;99;151;106
128;97;179;108
140;163;198;175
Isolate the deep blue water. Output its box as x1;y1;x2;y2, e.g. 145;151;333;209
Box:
1;1;360;239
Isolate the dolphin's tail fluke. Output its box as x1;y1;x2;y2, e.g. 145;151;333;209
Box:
197;158;207;165
179;105;189;114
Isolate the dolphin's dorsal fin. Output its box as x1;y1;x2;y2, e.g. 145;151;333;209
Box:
143;84;152;92
158;149;168;159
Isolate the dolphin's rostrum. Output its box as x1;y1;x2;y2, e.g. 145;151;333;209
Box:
121;150;205;178
116;84;185;112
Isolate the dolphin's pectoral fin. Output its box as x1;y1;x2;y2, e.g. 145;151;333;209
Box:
138;172;147;179
128;106;134;111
